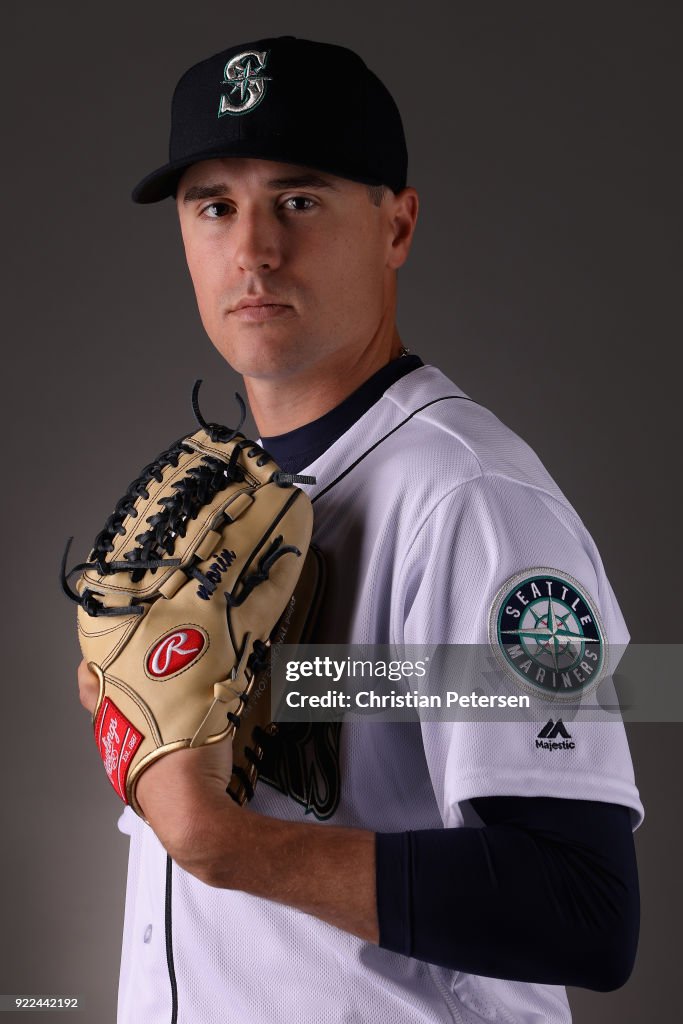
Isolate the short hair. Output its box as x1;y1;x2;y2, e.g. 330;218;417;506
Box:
366;184;388;207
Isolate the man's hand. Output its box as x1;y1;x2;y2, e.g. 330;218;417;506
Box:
76;657;235;869
135;730;235;875
77;658;99;715
76;659;378;943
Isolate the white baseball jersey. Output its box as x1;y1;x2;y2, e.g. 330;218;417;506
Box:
117;363;643;1024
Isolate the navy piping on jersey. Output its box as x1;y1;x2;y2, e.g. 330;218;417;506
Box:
261;354;640;989
310;392;471;505
165;855;178;1023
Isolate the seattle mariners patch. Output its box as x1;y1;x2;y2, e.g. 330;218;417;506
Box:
488;569;606;699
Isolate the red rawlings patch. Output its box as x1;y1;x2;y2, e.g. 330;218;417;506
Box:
94;698;143;803
146;628;206;679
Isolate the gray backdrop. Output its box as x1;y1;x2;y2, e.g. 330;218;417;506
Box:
2;1;680;1021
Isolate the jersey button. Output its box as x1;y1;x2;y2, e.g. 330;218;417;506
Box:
143;924;153;944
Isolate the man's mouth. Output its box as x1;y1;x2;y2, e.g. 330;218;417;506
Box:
230;300;293;321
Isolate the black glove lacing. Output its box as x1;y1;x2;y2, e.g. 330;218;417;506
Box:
60;382;315;618
226;535;302;608
225;638;274;802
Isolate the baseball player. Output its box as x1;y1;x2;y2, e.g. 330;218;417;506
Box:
77;36;643;1023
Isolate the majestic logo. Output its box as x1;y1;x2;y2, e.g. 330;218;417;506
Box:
489;569;606;699
536;718;575;750
145;627;208;679
538;718;571;739
218;50;271;117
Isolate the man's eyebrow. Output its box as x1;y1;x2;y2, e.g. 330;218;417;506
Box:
265;174;341;192
182;184;229;203
182;174;341;204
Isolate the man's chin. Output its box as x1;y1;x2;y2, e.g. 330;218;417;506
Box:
213;343;320;383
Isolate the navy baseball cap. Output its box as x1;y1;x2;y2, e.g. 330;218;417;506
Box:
131;36;408;203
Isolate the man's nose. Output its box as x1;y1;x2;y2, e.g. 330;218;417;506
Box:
232;207;282;272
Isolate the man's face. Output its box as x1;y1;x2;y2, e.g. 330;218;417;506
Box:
176;157;409;383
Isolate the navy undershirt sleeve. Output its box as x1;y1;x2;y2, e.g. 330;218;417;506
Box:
375;797;639;991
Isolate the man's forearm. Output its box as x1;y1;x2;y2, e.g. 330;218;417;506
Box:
170;798;379;944
131;736;378;943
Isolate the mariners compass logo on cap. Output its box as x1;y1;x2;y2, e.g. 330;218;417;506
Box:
488;569;606;700
218;49;271;117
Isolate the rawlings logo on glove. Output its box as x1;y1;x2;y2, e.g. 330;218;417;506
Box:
146;628;208;677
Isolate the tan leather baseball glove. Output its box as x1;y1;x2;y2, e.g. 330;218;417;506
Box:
62;382;323;817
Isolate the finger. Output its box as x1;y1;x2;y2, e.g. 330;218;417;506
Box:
77;658;100;714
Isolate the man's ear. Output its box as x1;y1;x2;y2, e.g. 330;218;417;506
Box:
386;188;419;270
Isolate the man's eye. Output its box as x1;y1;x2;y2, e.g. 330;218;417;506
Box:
202;202;231;218
282;196;316;212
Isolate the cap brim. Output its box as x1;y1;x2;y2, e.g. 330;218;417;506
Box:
131;142;391;204
131;168;180;204
131;150;228;204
